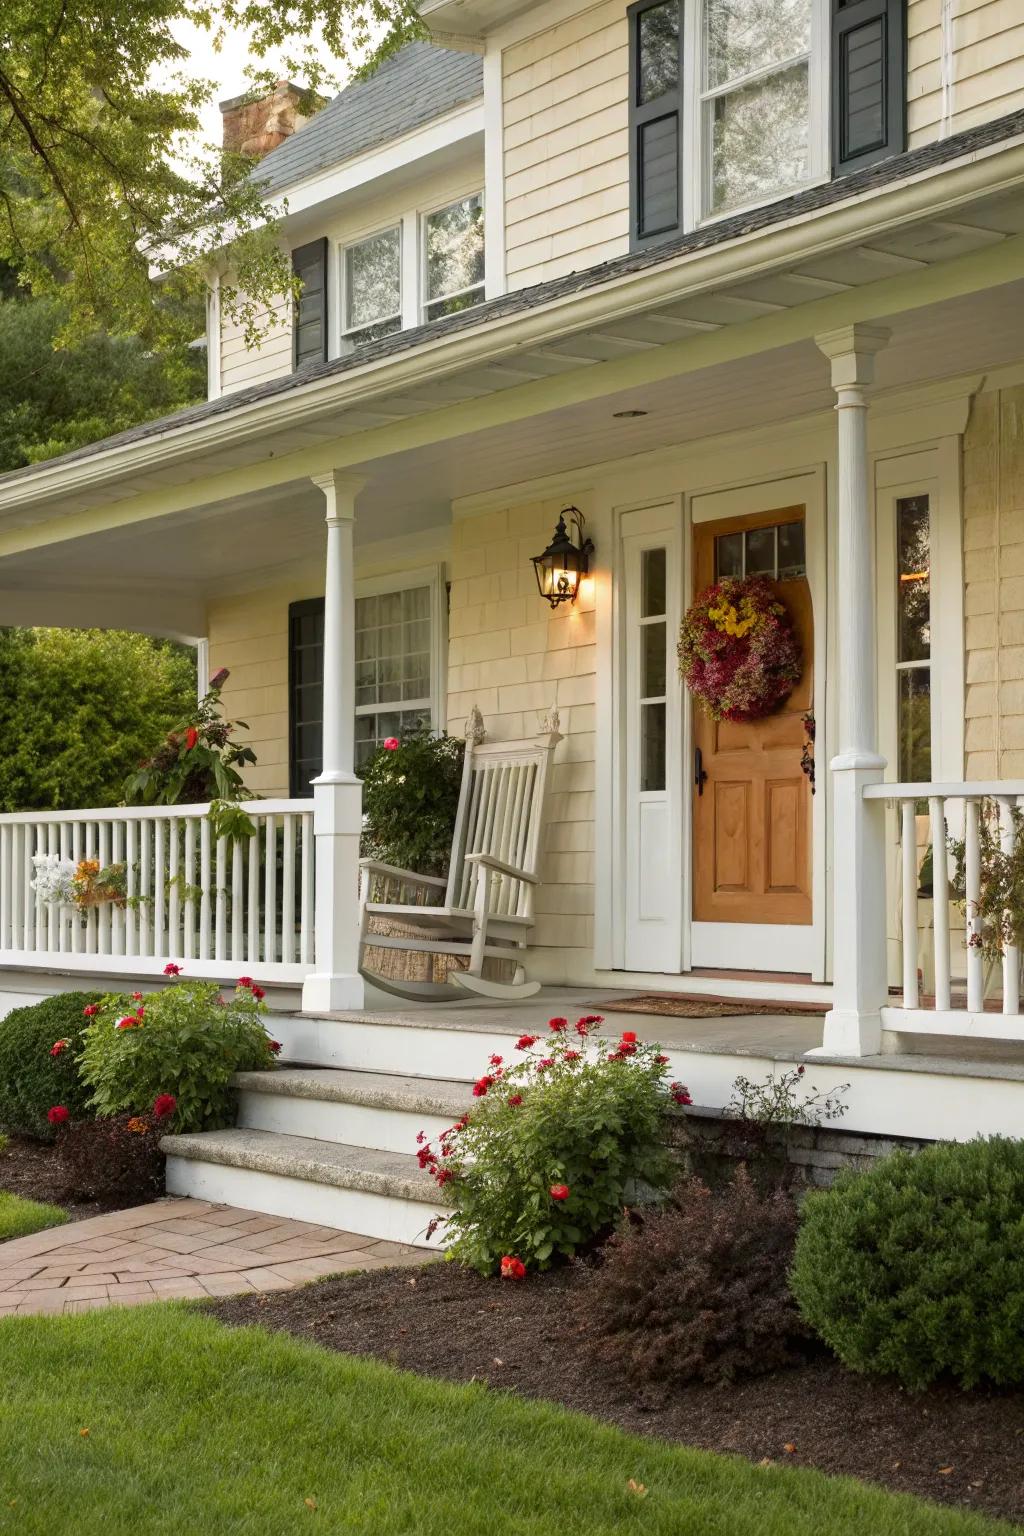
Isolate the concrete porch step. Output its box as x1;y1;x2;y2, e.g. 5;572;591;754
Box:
233;1068;469;1155
162;1128;450;1250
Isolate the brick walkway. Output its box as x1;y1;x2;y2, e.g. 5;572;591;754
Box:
0;1199;424;1316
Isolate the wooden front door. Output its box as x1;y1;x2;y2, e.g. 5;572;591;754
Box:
692;507;813;927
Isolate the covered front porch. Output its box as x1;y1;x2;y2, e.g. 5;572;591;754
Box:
3;185;1024;1064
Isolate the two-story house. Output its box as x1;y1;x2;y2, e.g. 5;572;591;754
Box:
3;2;1024;1235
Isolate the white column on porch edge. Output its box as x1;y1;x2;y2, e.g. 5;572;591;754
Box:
301;470;367;1014
811;324;890;1058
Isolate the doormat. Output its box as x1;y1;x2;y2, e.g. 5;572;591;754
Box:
590;993;830;1019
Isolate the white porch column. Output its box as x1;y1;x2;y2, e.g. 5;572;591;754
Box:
301;471;367;1014
812;324;890;1058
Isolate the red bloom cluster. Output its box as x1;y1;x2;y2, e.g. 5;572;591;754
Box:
549;1184;570;1202
515;1034;538;1050
153;1094;177;1119
472;1075;494;1098
163;963;182;977
49;1039;69;1057
670;1082;693;1106
185;726;199;751
47;1105;69;1125
500;1255;526;1281
535;1058;554;1073
576;1014;602;1036
116;1015;141;1031
267;1040;282;1055
548;1017;567;1033
82;1005;100;1018
679;575;802;724
507;1094;523;1107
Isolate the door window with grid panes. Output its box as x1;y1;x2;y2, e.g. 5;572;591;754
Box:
354;584;433;766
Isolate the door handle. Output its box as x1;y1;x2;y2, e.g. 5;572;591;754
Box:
695;747;708;797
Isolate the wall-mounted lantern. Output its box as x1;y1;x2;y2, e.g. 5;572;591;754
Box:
531;507;594;609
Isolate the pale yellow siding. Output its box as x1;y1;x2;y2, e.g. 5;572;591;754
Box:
447;498;596;968
502;0;629;289
963;383;1024;779
219;289;292;397
206;584;303;798
908;0;1024;147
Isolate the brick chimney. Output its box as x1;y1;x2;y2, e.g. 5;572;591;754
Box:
220;81;316;160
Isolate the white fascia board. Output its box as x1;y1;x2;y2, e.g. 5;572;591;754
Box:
4;133;1024;517
264;100;485;224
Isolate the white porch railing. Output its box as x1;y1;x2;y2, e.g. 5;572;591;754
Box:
867;781;1024;1039
0;801;315;983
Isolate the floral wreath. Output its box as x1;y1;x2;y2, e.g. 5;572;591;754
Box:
678;575;802;723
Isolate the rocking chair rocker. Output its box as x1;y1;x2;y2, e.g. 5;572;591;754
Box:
358;709;561;1001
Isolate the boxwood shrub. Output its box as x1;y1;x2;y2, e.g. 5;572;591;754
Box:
790;1136;1024;1390
0;991;104;1139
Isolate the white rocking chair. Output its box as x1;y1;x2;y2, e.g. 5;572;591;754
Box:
358;709;561;1001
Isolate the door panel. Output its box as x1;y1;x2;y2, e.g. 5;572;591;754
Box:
692;506;812;928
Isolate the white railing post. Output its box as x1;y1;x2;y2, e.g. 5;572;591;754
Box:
901;800;919;1008
812;324;891;1057
302;470;366;1014
999;797;1019;1015
965;797;984;1013
929;795;951;1011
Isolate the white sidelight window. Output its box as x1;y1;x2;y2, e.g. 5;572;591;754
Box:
893;493;931;783
423;193;485;322
342;226;402;348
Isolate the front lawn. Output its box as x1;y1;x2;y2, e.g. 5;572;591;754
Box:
0;1305;1013;1536
0;1191;68;1241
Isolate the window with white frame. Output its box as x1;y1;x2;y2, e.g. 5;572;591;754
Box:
354;583;435;765
343;226;402;348
894;493;931;783
423;193;485;322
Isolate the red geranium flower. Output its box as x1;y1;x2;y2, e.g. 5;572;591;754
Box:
548;1017;568;1032
670;1082;693;1106
131;991;143;1002
82;1004;100;1017
472;1075;494;1098
251;985;266;1002
507;1094;523;1107
153;1094;177;1119
535;1058;554;1072
163;963;182;976
515;1034;538;1050
549;1184;570;1201
116;1015;139;1030
185;726;199;751
268;1040;282;1055
383;737;399;751
489;1053;503;1066
621;1030;638;1044
237;976;254;989
500;1255;526;1281
654;1053;669;1065
50;1039;69;1057
617;1041;637;1056
564;1050;581;1062
580;1014;603;1027
47;1105;69;1125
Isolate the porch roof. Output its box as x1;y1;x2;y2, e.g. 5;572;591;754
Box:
2;110;1024;541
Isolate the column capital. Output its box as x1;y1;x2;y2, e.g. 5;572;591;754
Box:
815;323;891;390
310;470;367;522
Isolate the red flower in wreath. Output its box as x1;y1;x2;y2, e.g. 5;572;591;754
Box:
678;576;802;723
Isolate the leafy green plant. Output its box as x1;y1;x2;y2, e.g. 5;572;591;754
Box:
790;1136;1024;1390
360;731;465;876
578;1168;810;1390
79;978;276;1132
0;991;104;1138
417;1017;691;1274
123;674;256;807
945;799;1024;964
725;1065;849;1131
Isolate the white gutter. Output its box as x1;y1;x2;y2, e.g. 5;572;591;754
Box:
3;130;1024;516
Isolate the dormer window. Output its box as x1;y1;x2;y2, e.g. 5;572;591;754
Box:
343;226;402;347
423;193;485;322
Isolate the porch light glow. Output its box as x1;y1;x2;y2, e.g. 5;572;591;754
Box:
531;507;594;609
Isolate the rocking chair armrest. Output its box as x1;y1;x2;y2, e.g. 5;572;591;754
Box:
463;852;538;885
358;859;447;889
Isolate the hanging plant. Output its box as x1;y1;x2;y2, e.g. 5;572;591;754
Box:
679;576;802;723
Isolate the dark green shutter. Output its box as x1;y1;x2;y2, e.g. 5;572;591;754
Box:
292;239;329;369
288;598;325;795
628;0;685;251
831;0;906;176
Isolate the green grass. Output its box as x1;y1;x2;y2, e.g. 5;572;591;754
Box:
0;1191;68;1241
0;1305;1013;1536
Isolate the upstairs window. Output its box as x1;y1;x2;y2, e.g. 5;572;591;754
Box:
423;193;485;321
343;226;401;348
628;0;905;248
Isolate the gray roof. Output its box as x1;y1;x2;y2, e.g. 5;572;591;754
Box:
254;42;483;195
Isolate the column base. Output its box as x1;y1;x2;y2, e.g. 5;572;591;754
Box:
806;1006;882;1058
301;972;365;1014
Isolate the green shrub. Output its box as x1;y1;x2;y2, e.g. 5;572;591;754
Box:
0;991;104;1138
360;731;465;876
79;979;276;1132
790;1136;1024;1390
417;1017;690;1274
579;1169;810;1390
0;1191;69;1241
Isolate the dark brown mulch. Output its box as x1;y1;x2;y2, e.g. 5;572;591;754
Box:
210;1261;1024;1529
0;1135;145;1223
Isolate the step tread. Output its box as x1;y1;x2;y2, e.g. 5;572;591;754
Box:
161;1128;453;1206
233;1068;470;1119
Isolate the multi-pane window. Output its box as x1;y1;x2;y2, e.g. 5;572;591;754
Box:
343;227;401;348
714;518;806;580
639;548;668;793
424;194;485;322
703;0;813;214
355;585;433;767
895;494;931;782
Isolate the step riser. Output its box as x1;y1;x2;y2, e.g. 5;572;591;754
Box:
237;1090;455;1156
165;1156;444;1251
279;1015;511;1081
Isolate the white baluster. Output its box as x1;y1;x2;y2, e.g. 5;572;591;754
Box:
154;818;166;958
929;796;951;1012
1000;797;1019;1015
901;799;919;1009
45;823;58;952
965;798;984;1014
300;812;314;965
281;814;296;963
215;835;227;961
0;824;9;953
183;817;197;961
138;820;151;958
97;822;111;957
199;816;212;960
125;820;137;959
167;818;180;958
84;822;97;955
70;823;82;955
247;824;260;963
231;839;244;962
263;814;277;964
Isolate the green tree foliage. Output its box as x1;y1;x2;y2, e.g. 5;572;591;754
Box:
0;628;197;811
0;0;422;348
0;293;205;472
